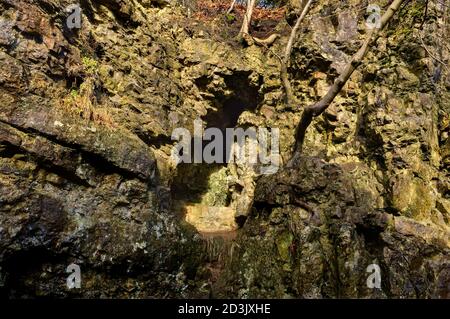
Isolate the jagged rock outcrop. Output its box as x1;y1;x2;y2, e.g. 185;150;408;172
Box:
0;0;449;298
0;0;208;298
216;0;450;298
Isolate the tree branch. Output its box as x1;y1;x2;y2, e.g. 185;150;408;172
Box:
291;0;407;158
239;0;257;37
281;0;314;109
253;33;281;46
227;0;237;15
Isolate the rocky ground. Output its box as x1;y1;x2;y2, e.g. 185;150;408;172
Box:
0;0;449;298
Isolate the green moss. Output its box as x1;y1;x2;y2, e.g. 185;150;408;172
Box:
409;2;426;19
224;13;236;23
70;89;79;98
203;167;230;206
276;231;293;262
396;27;412;37
82;56;99;75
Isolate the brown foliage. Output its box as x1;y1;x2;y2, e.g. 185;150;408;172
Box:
193;0;285;22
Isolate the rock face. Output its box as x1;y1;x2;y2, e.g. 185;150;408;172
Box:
0;0;207;298
0;0;449;298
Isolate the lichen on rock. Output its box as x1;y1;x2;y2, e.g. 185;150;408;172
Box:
0;0;449;299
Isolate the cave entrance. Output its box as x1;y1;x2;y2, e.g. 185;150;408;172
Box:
172;72;261;235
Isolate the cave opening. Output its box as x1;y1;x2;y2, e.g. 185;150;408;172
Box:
171;73;261;234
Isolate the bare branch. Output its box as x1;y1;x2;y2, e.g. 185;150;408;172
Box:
227;0;237;15
291;0;408;159
253;33;281;46
238;0;281;47
419;31;449;72
239;0;257;37
284;0;314;63
281;0;314;108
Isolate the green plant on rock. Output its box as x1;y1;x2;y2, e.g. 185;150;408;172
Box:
225;13;236;23
70;89;79;98
60;78;114;127
82;56;98;75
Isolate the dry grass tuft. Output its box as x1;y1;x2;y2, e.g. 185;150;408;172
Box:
59;77;116;128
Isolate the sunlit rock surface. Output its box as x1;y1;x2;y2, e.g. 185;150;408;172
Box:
0;0;449;298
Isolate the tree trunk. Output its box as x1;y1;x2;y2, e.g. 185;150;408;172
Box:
290;0;407;161
239;0;257;36
227;0;237;15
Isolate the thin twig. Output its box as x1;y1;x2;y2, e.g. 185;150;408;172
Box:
281;0;314;109
419;31;449;72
